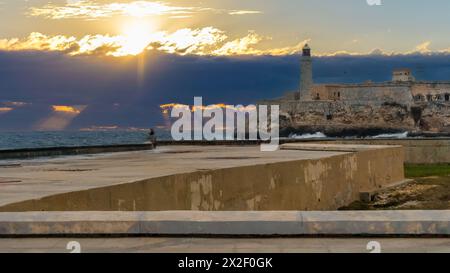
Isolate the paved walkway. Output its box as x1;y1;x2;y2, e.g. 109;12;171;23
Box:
1;237;449;253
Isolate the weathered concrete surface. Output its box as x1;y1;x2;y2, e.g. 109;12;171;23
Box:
1;237;450;253
0;144;404;212
313;139;450;164
0;211;449;236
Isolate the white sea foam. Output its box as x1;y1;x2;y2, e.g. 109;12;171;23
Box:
290;132;327;139
372;132;409;139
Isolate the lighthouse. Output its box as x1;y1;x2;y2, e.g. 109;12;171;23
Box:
300;44;313;101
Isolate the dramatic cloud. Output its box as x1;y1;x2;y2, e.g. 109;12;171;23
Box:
27;1;262;20
152;27;228;55
33;105;87;130
0;28;226;57
0;29;309;57
3;29;450;58
0;32;78;52
0;101;31;115
160;103;255;113
212;32;264;56
28;1;195;20
52;105;85;114
411;41;432;54
316;41;450;57
0;107;13;113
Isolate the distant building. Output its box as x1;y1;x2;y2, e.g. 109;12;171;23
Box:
299;44;313;101
259;45;450;133
292;44;450;104
392;69;415;82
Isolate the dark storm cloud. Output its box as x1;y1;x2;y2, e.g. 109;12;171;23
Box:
1;50;450;131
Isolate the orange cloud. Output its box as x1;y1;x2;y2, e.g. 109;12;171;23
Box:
34;105;86;130
0;107;13;113
0;28;228;57
160;103;185;109
160;103;257;113
6;31;445;58
0;32;77;52
52;105;83;114
0;29;311;57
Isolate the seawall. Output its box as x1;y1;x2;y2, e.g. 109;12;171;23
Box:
0;144;405;212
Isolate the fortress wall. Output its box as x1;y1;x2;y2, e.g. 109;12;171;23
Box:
262;82;450;106
260;82;449;132
278;100;332;114
310;85;329;100
324;85;413;104
412;83;450;99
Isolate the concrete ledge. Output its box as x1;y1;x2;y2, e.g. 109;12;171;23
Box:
1;211;449;236
0;144;405;212
0;143;154;160
281;143;402;152
310;139;450;164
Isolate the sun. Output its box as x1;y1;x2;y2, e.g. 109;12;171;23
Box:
120;20;156;56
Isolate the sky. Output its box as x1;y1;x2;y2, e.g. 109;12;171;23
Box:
1;0;450;131
2;0;450;56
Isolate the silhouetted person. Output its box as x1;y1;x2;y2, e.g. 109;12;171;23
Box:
149;128;157;148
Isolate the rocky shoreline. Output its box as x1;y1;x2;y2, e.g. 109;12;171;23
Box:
280;125;450;138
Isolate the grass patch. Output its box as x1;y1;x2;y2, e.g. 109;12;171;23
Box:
405;163;450;178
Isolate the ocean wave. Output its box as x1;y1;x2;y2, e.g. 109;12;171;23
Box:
289;132;327;139
372;132;409;139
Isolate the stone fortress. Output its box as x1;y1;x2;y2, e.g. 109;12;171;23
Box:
261;44;450;135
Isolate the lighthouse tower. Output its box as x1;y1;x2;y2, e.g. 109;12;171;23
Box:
300;44;313;101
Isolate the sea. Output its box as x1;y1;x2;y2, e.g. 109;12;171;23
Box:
0;130;412;151
0;130;172;151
